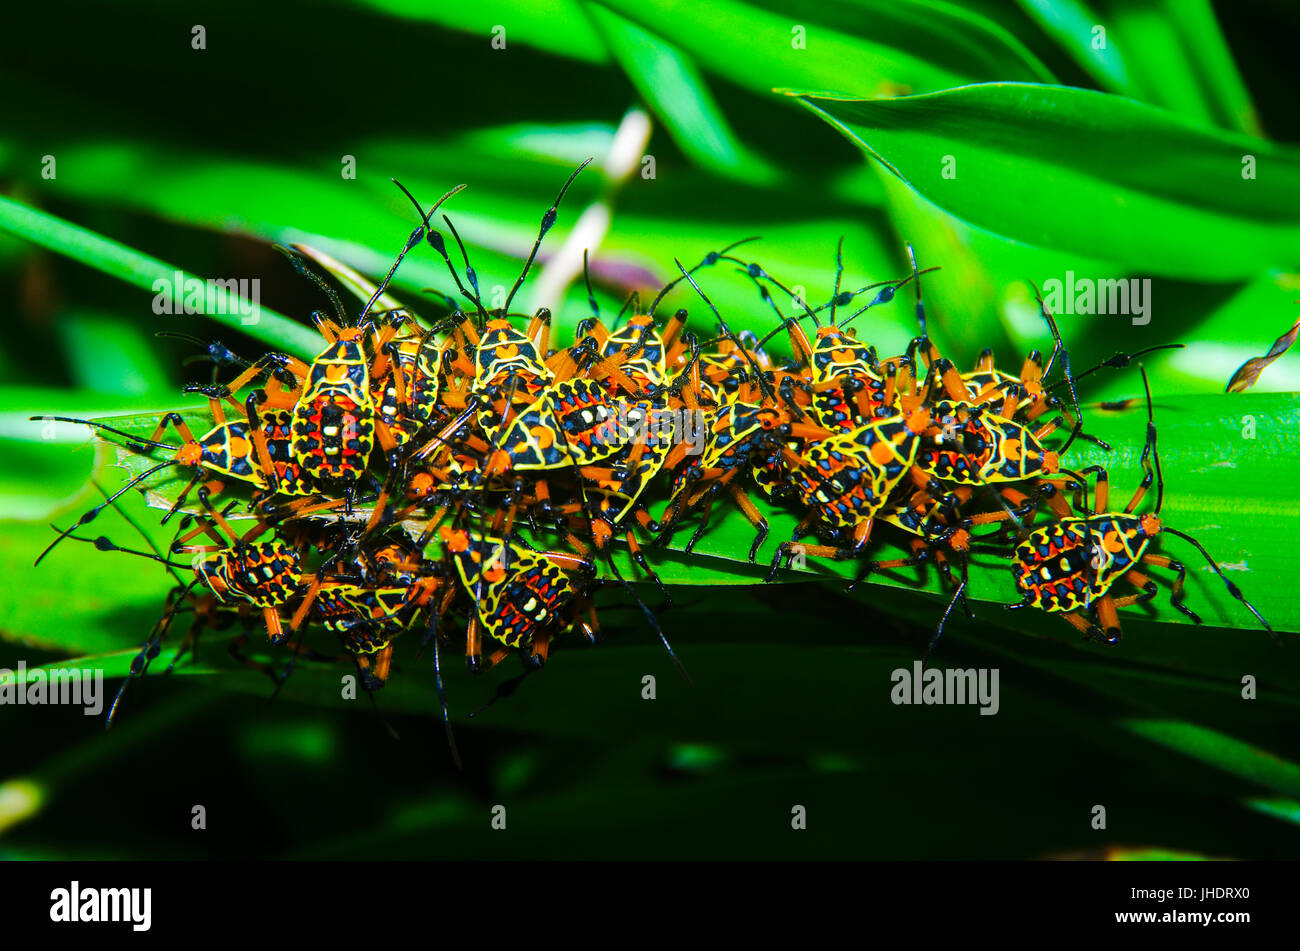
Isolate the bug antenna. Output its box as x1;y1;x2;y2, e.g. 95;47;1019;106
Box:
358;225;425;324
429;613;463;770
94;477;179;568
441;214;487;324
1160;527;1275;638
673;258;782;411
614;290;642;325
56;529;192;570
468;667;537;718
274;245;348;325
1047;344;1186;391
829;235;846;325
393;179;467;235
367;687;400;740
978;484;1033;542
501;158;593;314
608;541;692;683
106;578;201;729
582;248;600;322
35;461;177;566
647;235;762;316
31;416;179;454
1032;280;1085;455
735;258;822;330
836;266;941;331
907;244;927;336
63;478;191;586
1137;365;1163;514
392;179;485;321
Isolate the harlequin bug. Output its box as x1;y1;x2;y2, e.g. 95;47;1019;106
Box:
438;525;593;671
765;405;934;578
1008;368;1273;643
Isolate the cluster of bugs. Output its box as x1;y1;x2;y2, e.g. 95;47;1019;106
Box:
33;161;1275;758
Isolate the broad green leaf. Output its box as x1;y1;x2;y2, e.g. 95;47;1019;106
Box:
1;129;897;348
796;83;1300;280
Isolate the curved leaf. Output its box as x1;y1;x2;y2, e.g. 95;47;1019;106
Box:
796;83;1300;280
590;0;1054;100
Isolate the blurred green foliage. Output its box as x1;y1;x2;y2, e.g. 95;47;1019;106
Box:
0;0;1298;859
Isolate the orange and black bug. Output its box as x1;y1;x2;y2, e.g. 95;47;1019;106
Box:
909;395;1075;511
737;241;937;430
274;248;393;494
765;404;934;578
659;400;792;559
169;499;306;646
490;378;626;473
438;526;594;671
278;523;453;692
1008;368;1273;644
27;407;314;564
396;164;591;436
270;186;466;495
560;239;758;396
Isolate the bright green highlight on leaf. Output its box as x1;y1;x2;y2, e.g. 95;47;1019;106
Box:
1122;719;1300;799
0;196;321;357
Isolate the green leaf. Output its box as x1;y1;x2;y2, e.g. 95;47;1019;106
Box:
795;83;1300;280
53;311;170;397
1017;0;1261;134
583;3;781;183
350;0;610;64
1122;719;1300;799
590;0;1054;101
0;196;322;357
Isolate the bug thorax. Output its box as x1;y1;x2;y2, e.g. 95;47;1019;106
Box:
904;406;932;434
476;319;545;375
176;442;203;467
811;327;875;374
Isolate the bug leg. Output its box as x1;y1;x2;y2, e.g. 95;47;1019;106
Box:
1141;553;1200;624
227;629;283;686
624;529;670;603
727;483;769;562
683;484;719;554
